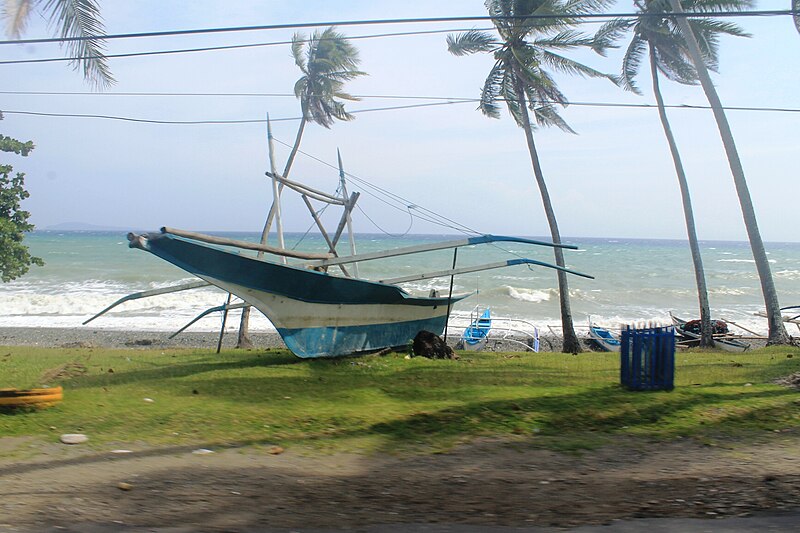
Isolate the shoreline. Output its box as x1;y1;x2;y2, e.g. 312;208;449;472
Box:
0;326;769;353
0;326;572;353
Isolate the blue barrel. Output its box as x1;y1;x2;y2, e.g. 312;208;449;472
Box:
620;325;675;391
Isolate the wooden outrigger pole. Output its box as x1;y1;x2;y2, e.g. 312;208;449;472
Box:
381;257;593;284
266;115;286;263
82;280;211;325
303;234;580;269
338;149;359;277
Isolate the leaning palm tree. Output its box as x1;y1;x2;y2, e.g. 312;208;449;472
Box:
665;0;788;344
447;0;616;353
594;0;751;347
237;27;365;348
3;0;113;88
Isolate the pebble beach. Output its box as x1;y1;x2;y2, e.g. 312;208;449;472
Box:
0;326;578;353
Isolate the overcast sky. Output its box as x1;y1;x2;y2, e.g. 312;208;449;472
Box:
2;1;798;242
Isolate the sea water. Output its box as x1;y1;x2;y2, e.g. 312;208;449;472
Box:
3;230;800;336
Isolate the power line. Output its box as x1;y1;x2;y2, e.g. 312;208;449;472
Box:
2;98;797;126
1;90;798;114
269;135;479;236
0;27;480;66
0;90;473;100
0;101;470;125
0;10;793;46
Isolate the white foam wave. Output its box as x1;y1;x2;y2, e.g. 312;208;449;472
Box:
503;286;554;303
775;270;800;281
708;287;749;296
718;259;777;264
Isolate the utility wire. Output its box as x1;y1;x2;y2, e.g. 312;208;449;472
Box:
0;90;475;100
2;90;797;114
0;101;471;124
269;136;480;236
0;27;481;66
2;99;798;126
0;10;792;46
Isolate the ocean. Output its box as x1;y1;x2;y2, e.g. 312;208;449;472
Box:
3;230;800;337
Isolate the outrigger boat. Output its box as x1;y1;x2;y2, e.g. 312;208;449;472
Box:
125;229;589;358
452;307;540;352
588;319;621;352
459;307;492;351
91;124;591;358
669;312;749;353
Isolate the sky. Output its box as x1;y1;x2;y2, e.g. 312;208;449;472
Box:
1;1;798;242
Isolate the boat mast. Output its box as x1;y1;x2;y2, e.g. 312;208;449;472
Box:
337;149;359;277
266;115;286;263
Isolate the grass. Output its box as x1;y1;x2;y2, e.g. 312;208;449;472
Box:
1;345;798;456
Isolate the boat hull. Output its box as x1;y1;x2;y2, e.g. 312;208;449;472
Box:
588;326;621;352
132;233;462;358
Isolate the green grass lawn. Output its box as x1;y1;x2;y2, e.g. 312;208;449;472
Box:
1;345;798;455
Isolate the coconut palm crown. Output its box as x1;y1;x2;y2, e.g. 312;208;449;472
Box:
594;0;752;96
291;27;366;129
446;0;617;133
3;0;113;88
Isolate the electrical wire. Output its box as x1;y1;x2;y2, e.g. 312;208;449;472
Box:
0;101;472;124
269;136;480;236
2;98;798;127
0;27;484;66
0;10;792;46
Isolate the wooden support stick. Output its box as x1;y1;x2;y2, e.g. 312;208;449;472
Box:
161;227;332;260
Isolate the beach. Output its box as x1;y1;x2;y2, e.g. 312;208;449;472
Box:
0;326;286;351
0;326;581;353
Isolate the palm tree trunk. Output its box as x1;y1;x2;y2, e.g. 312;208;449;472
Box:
236;116;308;349
512;71;581;353
669;0;789;344
649;46;713;347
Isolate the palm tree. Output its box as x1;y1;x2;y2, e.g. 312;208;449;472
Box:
664;0;788;344
595;0;751;347
237;27;365;348
447;0;616;353
3;0;113;88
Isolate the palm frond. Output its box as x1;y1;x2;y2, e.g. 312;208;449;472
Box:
3;0;33;37
592;18;632;56
43;0;114;88
501;65;524;127
691;0;755;13
653;40;698;84
621;34;647;94
446;29;498;56
539;49;617;83
291;33;306;72
479;61;506;119
532;102;576;134
534;29;596;50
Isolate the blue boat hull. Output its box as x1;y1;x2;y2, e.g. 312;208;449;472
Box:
131;232;463;358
